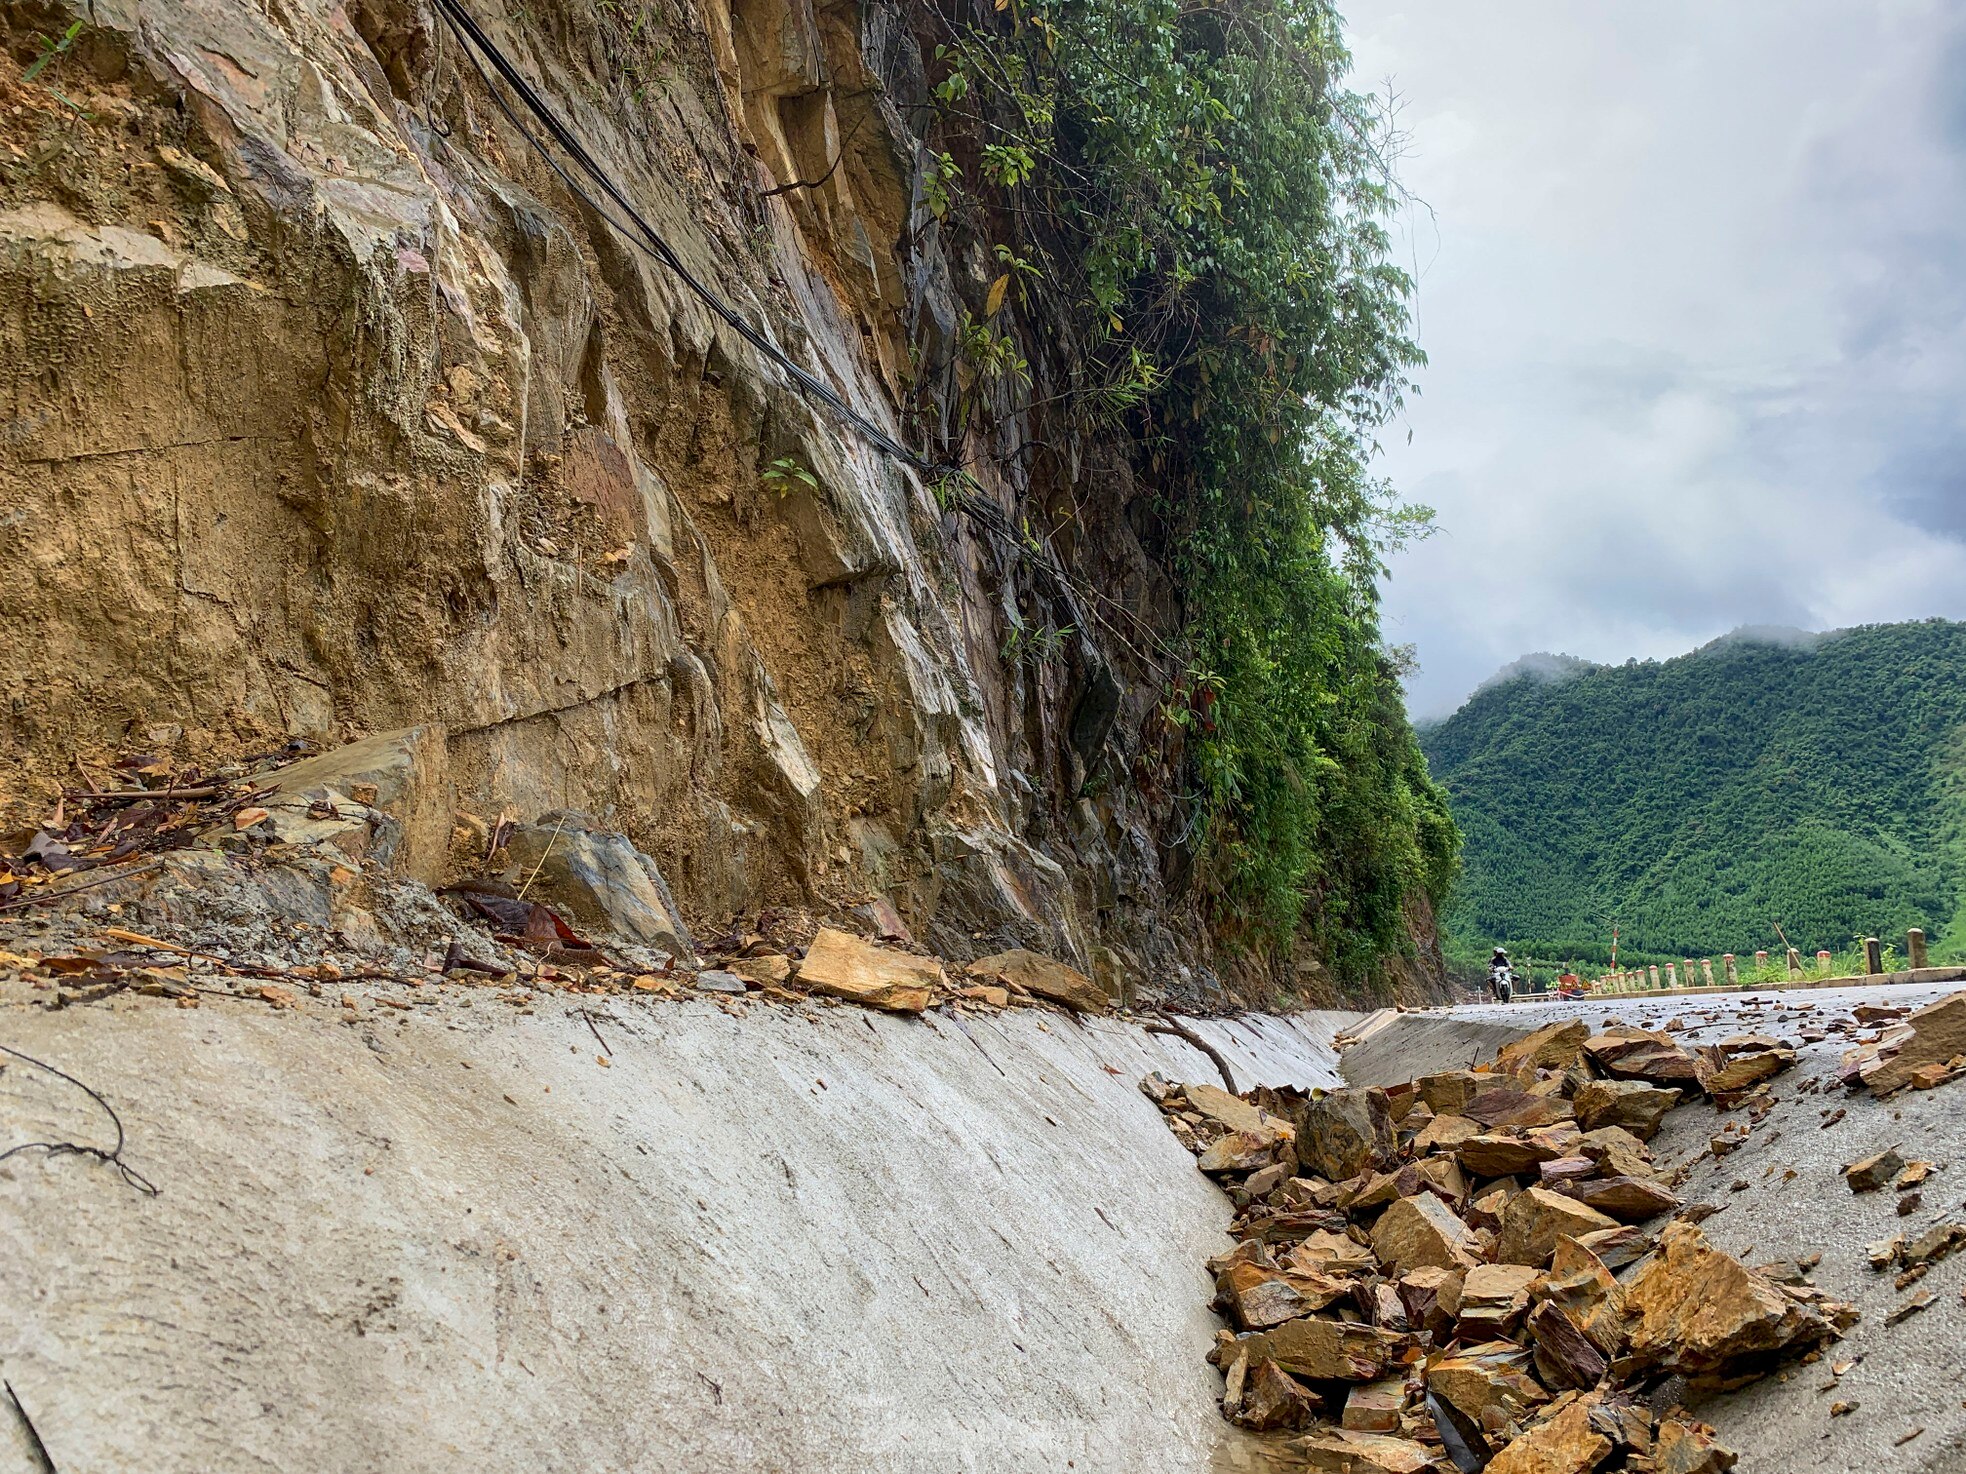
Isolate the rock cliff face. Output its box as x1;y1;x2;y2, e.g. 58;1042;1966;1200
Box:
0;0;1242;987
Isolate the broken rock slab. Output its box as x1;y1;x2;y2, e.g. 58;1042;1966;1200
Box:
1496;1187;1620;1268
1372;1192;1483;1275
1495;1019;1590;1075
1581;1027;1701;1088
1234;1316;1407;1382
1573;1079;1679;1140
1845;990;1966;1095
796;927;942;1012
1484;1391;1611;1474
265;725;451;884
1427;1339;1549;1431
966;948;1107;1013
1297;1429;1437;1474
1622;1222;1833;1380
497;811;695;959
1458;1263;1544;1339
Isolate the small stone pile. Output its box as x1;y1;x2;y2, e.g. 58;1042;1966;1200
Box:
1145;1018;1858;1473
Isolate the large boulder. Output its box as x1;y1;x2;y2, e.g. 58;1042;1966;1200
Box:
1296;1087;1397;1181
1495;1019;1589;1075
1582;1027;1700;1088
1237;1317;1407;1382
1622;1222;1832;1380
1495;1187;1619;1267
496;811;694;959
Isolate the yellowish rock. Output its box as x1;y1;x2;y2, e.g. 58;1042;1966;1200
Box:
967;947;1108;1012
797;928;942;1012
1372;1192;1482;1275
1485;1393;1612;1474
1496;1186;1619;1267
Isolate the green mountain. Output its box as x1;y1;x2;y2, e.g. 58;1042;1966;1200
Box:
1421;620;1966;973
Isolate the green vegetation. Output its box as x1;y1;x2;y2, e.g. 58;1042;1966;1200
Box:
924;0;1456;973
1422;621;1966;973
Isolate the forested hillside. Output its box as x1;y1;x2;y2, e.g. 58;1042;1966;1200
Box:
1422;621;1966;970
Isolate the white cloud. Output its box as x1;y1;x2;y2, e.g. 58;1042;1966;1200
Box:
1346;0;1966;716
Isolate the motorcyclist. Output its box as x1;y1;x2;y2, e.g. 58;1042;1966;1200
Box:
1488;947;1514;1003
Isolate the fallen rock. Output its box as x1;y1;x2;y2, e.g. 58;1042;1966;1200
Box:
1372;1192;1483;1274
796;928;942;1012
1236;1316;1407;1381
1695;1040;1795;1100
1844;1146;1905;1193
1573;1079;1680;1140
1582;1027;1701;1088
493;811;696;959
1199;1131;1279;1174
1183;1082;1293;1144
1417;1069;1488;1116
1526;1300;1608;1390
1496;1187;1620;1267
1295;1088;1399;1181
1217;1261;1353;1329
1397;1266;1465;1339
1496;1019;1590;1075
1556;1174;1680;1223
1298;1429;1437;1474
1622;1222;1833;1380
1288;1229;1378;1276
1845;991;1966;1095
1574;1225;1651;1271
1427;1340;1549;1430
727;953;792;987
1543;1237;1628;1357
266;725;451;884
1412;1112;1482;1154
1652;1417;1739;1474
1466;1087;1577;1130
1224;1354;1323;1431
1341;1377;1409;1433
1458;1263;1544;1339
1577;1125;1658;1181
1458;1124;1581;1179
1485;1392;1611;1474
967;948;1107;1013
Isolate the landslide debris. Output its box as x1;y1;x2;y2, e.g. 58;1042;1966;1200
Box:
1150;1016;1858;1471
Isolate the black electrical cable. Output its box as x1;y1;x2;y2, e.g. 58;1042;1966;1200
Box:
0;1043;158;1196
428;0;1185;678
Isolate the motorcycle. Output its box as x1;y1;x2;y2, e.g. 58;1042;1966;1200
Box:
1488;965;1513;1004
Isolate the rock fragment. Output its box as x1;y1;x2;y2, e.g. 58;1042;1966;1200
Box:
1296;1087;1398;1181
967;948;1108;1013
1371;1192;1482;1275
1573;1079;1679;1139
1843;1146;1904;1193
1496;1187;1620;1268
796;928;941;1012
1235;1316;1407;1382
1484;1391;1610;1474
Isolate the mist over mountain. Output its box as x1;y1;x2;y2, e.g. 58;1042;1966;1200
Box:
1422;619;1966;970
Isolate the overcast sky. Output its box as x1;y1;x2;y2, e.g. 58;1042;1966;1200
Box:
1344;1;1966;719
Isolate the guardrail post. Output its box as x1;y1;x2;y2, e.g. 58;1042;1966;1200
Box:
1816;950;1832;977
1648;965;1661;989
1864;937;1882;975
1908;929;1928;969
1785;948;1801;978
1701;958;1715;985
1723;953;1738;986
1754;950;1769;975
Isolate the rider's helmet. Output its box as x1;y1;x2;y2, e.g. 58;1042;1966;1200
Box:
1491;947;1509;963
